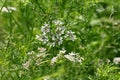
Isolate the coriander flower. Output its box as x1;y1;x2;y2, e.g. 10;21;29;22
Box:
22;61;30;70
78;15;85;21
36;20;77;47
64;52;83;63
57;37;63;45
19;71;23;77
57;48;66;58
41;23;50;35
55;26;66;36
64;54;76;62
51;56;58;65
65;30;76;41
52;37;63;46
59;48;66;54
41;36;49;44
38;47;46;53
36;35;49;44
53;20;63;26
27;51;34;55
1;7;16;13
36;53;46;59
113;57;120;64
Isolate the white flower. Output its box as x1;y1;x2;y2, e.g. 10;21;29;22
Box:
38;47;46;53
64;52;83;63
51;42;55;47
64;54;76;62
41;23;50;34
44;77;50;80
42;36;49;44
53;20;63;25
52;36;63;46
113;57;120;64
19;71;23;77
69;52;76;56
65;30;76;41
52;35;56;41
78;15;85;21
57;48;66;58
58;37;63;45
37;20;77;47
36;53;46;59
36;35;41;40
35;59;42;66
51;56;58;65
55;26;66;36
59;48;66;54
27;51;34;55
22;61;30;70
36;35;49;44
1;7;16;13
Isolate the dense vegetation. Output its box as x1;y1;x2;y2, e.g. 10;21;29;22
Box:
0;0;120;80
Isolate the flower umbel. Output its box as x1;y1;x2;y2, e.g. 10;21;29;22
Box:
64;52;83;63
36;20;77;47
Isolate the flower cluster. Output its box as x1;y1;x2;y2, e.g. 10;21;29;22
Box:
64;52;84;63
22;47;47;70
51;49;84;65
36;20;76;47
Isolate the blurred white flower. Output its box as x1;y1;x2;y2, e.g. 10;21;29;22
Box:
35;54;46;66
57;48;66;58
69;52;76;56
37;20;77;47
36;53;46;59
35;59;42;66
36;35;49;44
35;52;46;66
52;35;56;41
58;37;63;45
52;36;63;46
64;54;76;62
41;23;50;35
53;20;63;25
22;61;30;70
106;59;110;63
96;7;104;13
42;36;49;44
38;47;46;53
51;43;55;47
113;57;120;64
36;35;41;40
40;36;49;44
44;77;50;80
27;51;34;55
59;48;66;54
64;52;83;63
65;30;76;41
1;7;16;13
55;26;66;36
51;56;58;65
78;15;85;21
19;71;24;77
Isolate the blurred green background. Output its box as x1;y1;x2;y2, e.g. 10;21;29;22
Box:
0;0;120;80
